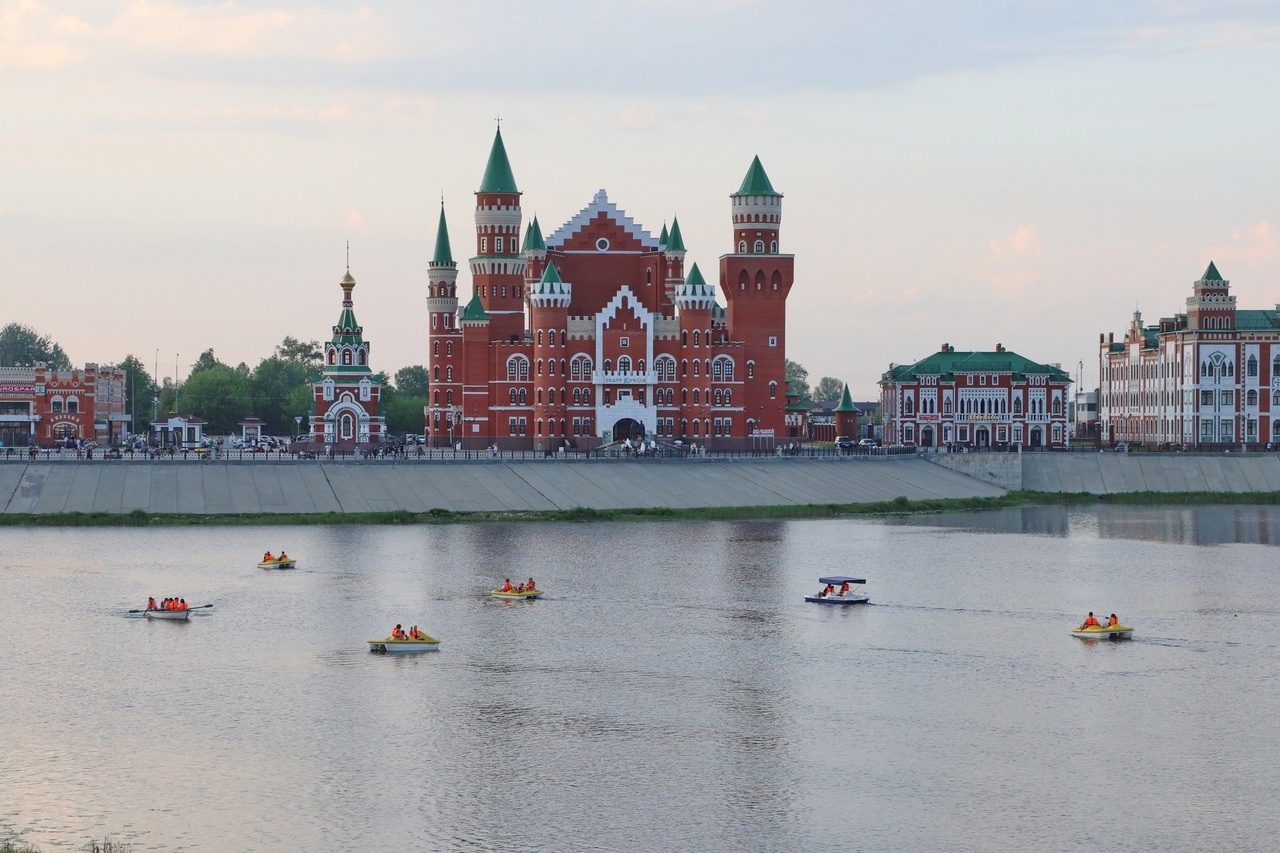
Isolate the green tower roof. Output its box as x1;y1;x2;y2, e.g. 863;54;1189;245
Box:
1202;261;1223;281
666;217;686;252
733;155;780;197
834;384;857;412
431;205;453;265
659;223;669;245
478;128;519;194
461;290;490;321
540;262;563;285
522;216;545;251
686;262;706;286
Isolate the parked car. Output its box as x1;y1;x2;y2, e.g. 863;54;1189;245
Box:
858;438;878;448
1114;442;1130;453
835;436;855;451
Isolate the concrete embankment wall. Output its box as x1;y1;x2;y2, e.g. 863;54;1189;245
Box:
0;457;1006;515
927;452;1280;494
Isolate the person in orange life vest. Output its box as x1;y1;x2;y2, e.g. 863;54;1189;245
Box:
179;599;188;610
263;552;273;562
391;624;407;640
526;577;536;592
502;579;514;592
148;597;157;611
1080;612;1100;629
279;551;288;561
839;582;851;596
516;582;526;592
1107;614;1119;627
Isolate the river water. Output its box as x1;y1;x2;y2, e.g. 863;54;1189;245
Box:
2;506;1279;852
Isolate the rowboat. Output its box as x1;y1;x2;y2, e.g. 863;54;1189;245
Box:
368;635;440;653
258;557;297;569
1071;624;1134;640
490;588;544;599
804;576;870;605
144;608;191;620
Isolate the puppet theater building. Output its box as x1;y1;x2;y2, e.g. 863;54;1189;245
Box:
425;130;794;450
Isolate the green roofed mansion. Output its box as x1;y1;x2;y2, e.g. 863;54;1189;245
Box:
1098;262;1280;449
880;344;1072;449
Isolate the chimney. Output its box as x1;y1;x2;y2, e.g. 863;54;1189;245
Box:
941;342;949;353
996;343;1003;353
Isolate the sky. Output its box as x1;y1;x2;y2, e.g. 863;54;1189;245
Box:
4;0;1280;398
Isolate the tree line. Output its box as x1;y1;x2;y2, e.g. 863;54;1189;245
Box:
0;324;429;439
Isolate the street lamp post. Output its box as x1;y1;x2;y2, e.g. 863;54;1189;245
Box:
295;415;303;441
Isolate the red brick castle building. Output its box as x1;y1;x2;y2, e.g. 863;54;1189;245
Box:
426;130;794;449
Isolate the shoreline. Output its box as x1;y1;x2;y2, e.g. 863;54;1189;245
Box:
3;490;1279;526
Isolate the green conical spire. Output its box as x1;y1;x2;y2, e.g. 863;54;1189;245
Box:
686;262;706;287
1202;261;1223;282
733;155;780;197
666;217;686;252
461;290;490;321
540;262;563;285
834;384;856;412
478;128;519;194
431;205;453;265
659;223;669;245
522;216;545;251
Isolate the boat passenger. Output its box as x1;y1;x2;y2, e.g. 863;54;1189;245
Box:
824;584;835;597
279;552;288;561
148;597;157;611
516;583;526;592
526;577;536;591
179;599;188;610
839;582;851;596
1107;614;1119;627
502;579;514;592
1080;612;1100;629
391;624;407;640
263;552;274;562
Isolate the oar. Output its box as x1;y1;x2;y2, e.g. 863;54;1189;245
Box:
128;604;214;613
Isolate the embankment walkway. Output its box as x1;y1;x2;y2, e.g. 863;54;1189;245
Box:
927;451;1280;493
0;457;1004;515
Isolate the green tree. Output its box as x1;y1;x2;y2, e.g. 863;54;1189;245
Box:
785;359;812;404
393;365;429;398
0;323;71;368
116;354;155;433
178;364;251;434
189;348;222;376
384;393;427;436
275;336;323;369
812;376;845;403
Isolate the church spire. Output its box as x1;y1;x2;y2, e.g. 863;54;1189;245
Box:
478;127;519;194
432;204;454;265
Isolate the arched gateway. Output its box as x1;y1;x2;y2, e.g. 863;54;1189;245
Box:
612;417;645;442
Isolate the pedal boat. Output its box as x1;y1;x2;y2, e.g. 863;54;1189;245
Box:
258;557;297;569
144;608;191;620
805;576;870;605
1071;624;1134;640
490;588;544;600
368;634;440;653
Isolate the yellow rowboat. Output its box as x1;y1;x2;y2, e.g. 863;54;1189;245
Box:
490;588;544;600
258;558;297;569
368;635;440;653
1071;624;1134;640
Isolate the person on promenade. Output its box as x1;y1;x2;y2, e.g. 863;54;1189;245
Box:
1080;612;1100;629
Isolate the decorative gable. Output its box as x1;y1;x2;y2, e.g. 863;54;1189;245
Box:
546;190;658;252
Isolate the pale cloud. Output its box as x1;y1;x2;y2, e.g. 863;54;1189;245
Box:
1206;220;1279;264
345;209;365;234
107;2;294;55
848;285;922;306
0;0;90;69
318;101;352;122
616;106;659;129
982;225;1042;297
737;109;772;125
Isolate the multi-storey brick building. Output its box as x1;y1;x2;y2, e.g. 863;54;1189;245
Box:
0;363;128;447
1099;262;1280;448
307;265;385;446
425;130;793;449
880;344;1072;449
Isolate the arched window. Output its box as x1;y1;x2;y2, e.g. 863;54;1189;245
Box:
755;270;765;291
714;389;723;406
604;359;612;373
1248;355;1258;377
1201;362;1208;377
446;341;452;356
693;361;700;376
574;388;581;405
722;359;734;380
583;388;590;405
770;241;777;253
507;358;519;381
638;359;645;374
571;359;581;379
681;360;688;377
694;330;700;346
537;359;544;376
747;361;755;379
693;389;700;404
328;350;336;365
738;241;747;253
769;381;777;399
1013;397;1022;415
904;397;914;415
619;357;632;373
724;389;732;405
646;268;652;285
340;413;354;440
434;366;440;381
538;330;543;346
549;388;555;404
518;388;527;405
342;349;352;365
754;240;764;253
682;330;688;345
1052;397;1062;415
549;359;556;376
682;389;688;405
433;391;439;405
509;389;517;404
1227;361;1234;377
739;270;749;291
51;398;63;413
446;390;453;405
446;366;452;381
537;388;543;404
433;341;439;356
944;398;952;414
